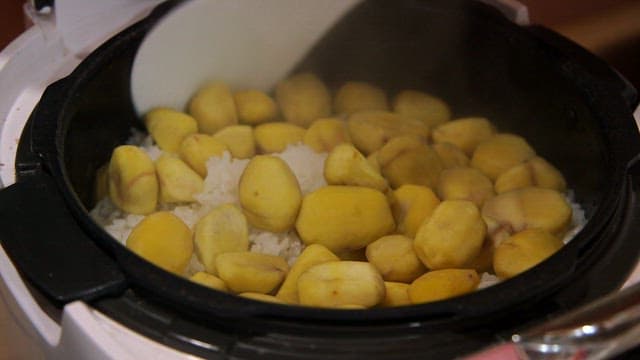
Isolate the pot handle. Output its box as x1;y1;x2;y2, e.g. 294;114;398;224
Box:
526;26;638;112
0;173;127;307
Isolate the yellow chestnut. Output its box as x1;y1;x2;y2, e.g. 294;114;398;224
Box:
126;212;193;274
239;155;302;232
296;186;395;253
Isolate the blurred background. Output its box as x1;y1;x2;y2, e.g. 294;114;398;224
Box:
2;0;639;88
521;0;640;89
0;0;639;359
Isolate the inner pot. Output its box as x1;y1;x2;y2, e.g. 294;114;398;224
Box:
7;0;640;358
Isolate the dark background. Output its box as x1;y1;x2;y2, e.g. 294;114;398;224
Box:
2;0;638;88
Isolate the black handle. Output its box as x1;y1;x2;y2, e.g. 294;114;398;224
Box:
527;26;638;112
0;173;127;307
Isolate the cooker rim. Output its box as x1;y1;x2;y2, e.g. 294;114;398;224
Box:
12;0;640;325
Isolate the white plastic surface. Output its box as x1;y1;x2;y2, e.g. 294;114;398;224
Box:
0;5;194;360
131;0;361;115
52;302;199;360
1;244;200;359
0;16;80;184
0;18;73;360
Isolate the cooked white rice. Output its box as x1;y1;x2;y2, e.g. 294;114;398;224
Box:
563;189;586;244
478;273;501;289
90;133;586;285
90;137;326;270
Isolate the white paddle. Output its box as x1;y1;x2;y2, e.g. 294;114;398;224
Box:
130;0;361;116
55;0;164;57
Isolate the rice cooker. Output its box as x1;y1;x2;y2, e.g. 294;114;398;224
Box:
1;0;640;359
